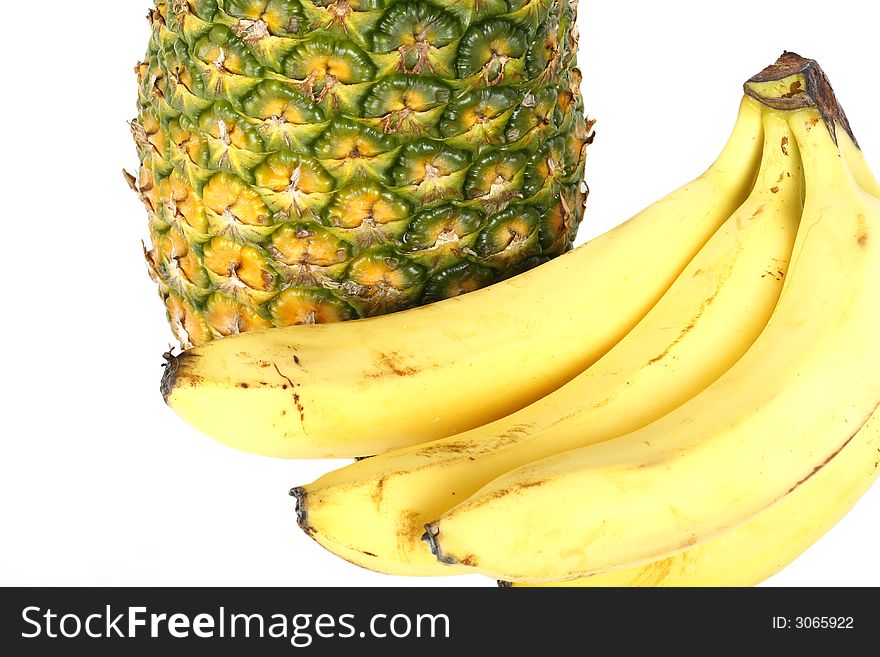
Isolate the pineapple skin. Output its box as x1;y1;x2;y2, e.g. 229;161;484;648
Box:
131;0;591;347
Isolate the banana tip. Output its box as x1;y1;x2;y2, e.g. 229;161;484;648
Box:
497;580;513;588
422;523;458;565
159;348;191;402
290;487;314;536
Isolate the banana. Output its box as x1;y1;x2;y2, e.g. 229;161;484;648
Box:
504;406;880;587
510;94;880;591
294;108;802;575
162;98;764;459
424;57;880;583
840;129;880;197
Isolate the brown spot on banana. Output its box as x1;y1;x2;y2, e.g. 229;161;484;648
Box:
368;351;421;378
372;475;387;509
633;555;677;586
400;509;423;543
785;397;880;496
680;534;700;549
274;363;306;427
293;393;305;424
856;215;869;247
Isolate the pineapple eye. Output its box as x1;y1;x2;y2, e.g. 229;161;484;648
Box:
193;27;261;77
284;37;375;84
346;247;426;295
204;293;272;337
312;120;392;160
455;19;528;80
203;173;271;227
242;81;325;129
203;236;276;292
157;169;208;233
439;87;519;140
224;0;305;37
371;3;461;52
254;153;335;195
361;75;451;135
524;136;569;197
465;150;527;213
325;184;410;229
474;205;542;266
165;293;213;348
270;289;358;325
199;103;263;151
422;262;496;303
271;223;351;267
404;205;484;251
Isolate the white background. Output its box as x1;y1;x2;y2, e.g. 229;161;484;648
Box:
1;1;878;587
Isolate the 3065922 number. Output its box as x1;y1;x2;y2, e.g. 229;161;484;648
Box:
794;617;854;629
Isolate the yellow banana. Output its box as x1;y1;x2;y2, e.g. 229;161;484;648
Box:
511;101;880;590
163;98;765;458
504;406;880;587
425;62;880;583
294;108;801;574
840;129;880;197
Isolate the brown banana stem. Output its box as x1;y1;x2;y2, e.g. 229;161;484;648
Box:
744;51;856;146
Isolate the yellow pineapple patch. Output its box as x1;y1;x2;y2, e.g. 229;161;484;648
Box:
304;55;355;83
257;98;308;124
157;170;207;233
203;237;274;292
271;225;346;267
348;258;408;289
254;158;333;195
204;117;250;149
262;9;288;33
138;165;159;215
165;293;213;347
332;189;400;228
270;289;350;325
203;173;269;226
160;228;203;286
203;293;272;336
168;121;206;165
400;89;430;112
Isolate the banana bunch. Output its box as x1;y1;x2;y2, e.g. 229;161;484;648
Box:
424;93;880;584
294;104;803;575
162;52;880;586
162;98;763;458
290;53;880;586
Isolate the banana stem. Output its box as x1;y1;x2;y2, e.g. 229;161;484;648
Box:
744;51;857;147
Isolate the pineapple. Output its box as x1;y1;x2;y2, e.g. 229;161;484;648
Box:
130;0;592;347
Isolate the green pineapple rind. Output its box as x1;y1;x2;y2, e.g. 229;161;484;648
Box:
131;0;591;346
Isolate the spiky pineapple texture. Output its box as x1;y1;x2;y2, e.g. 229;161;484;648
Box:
130;0;592;347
